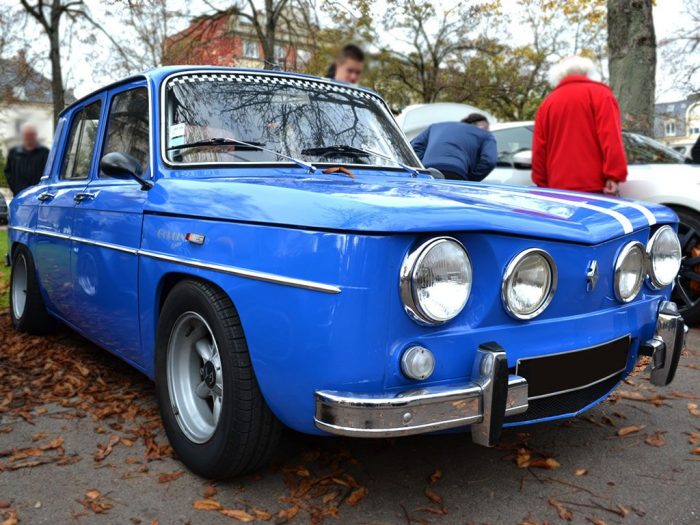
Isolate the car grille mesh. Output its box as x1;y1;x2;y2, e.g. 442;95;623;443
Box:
505;372;623;424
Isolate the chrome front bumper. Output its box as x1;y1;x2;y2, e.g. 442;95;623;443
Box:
640;300;687;386
315;301;687;446
315;343;528;446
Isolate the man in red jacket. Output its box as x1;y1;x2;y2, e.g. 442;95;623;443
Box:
532;56;628;195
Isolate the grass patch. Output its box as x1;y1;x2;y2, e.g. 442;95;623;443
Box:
0;229;9;309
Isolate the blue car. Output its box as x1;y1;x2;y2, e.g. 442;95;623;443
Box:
7;67;686;478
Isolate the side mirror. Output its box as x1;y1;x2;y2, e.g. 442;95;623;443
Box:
100;152;153;190
512;150;533;170
426;167;445;179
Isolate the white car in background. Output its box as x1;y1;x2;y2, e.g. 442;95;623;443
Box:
397;105;700;323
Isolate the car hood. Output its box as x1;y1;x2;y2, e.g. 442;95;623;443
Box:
147;171;676;244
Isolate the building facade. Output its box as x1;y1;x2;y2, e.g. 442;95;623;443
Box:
654;95;700;155
0;55;57;156
164;10;313;72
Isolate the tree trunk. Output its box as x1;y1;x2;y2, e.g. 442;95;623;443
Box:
607;0;656;136
48;27;64;127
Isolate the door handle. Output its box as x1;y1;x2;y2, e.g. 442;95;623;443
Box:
37;191;55;202
74;192;98;203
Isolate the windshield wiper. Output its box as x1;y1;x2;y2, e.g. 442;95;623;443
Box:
167;137;264;151
167;137;316;173
301;145;372;157
301;144;419;177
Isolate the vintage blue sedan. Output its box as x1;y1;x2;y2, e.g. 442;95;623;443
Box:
7;67;686;478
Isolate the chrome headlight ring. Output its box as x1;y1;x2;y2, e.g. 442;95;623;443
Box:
400;237;472;325
614;241;646;303
501;248;557;320
646;225;682;289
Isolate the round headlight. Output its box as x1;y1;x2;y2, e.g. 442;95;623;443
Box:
647;226;681;289
502;249;556;319
400;237;472;325
614;241;646;302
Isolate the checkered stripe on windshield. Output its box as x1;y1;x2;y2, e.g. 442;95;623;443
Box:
168;72;381;101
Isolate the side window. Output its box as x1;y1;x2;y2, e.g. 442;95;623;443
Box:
492;127;534;166
60;101;102;180
101;87;149;176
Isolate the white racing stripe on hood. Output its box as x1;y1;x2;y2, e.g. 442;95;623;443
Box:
531;188;657;226
484;187;634;234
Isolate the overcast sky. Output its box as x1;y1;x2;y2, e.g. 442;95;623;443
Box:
11;0;692;103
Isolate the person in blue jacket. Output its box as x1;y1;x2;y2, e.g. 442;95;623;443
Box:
411;113;498;181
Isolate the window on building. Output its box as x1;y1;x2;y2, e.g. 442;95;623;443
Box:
274;45;287;63
664;121;676;137
12;86;26;100
243;40;259;59
297;49;311;66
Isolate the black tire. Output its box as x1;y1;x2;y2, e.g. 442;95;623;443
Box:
155;279;281;479
9;245;56;334
670;207;700;325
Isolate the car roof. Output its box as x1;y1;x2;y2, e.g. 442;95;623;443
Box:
490;121;534;131
59;66;384;118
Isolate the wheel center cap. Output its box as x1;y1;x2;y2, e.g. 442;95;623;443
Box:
203;361;217;389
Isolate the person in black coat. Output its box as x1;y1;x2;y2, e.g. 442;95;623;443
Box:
692;135;700;164
4;124;49;195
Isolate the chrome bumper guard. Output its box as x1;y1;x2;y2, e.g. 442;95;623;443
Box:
314;343;528;446
640;300;687;387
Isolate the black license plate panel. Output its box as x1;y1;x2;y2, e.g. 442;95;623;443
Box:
516;336;631;399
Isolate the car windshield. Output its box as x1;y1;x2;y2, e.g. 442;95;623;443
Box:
163;72;420;169
622;132;686;164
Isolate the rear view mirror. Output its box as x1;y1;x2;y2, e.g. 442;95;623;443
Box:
512;150;533;170
100;152;153;190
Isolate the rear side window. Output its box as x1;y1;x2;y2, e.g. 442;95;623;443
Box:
60;101;102;180
101;87;149;176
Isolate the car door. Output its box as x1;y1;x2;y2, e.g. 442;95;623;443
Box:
485;125;536;187
70;83;150;363
33;98;104;319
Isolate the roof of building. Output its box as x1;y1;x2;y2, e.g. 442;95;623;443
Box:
0;54;75;105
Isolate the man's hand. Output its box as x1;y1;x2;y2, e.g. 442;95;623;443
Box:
603;179;620;196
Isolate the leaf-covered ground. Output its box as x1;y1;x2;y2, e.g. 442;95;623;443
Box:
0;304;699;524
0;229;9;309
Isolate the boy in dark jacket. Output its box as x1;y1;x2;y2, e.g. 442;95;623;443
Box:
410;113;498;181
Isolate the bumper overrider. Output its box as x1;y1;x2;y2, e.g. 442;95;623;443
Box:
314;301;686;446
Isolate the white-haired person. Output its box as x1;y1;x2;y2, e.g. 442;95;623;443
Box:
4;123;49;195
531;56;627;195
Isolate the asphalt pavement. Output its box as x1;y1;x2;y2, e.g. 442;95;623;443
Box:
1;311;699;525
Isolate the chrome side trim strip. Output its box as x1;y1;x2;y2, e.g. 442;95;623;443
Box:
10;227;341;294
34;228;71;240
72;235;139;255
138;249;342;294
8;226;34;234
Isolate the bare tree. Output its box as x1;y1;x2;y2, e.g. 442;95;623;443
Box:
608;0;656;136
382;0;494;103
17;0;114;125
660;0;700;94
106;0;189;75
